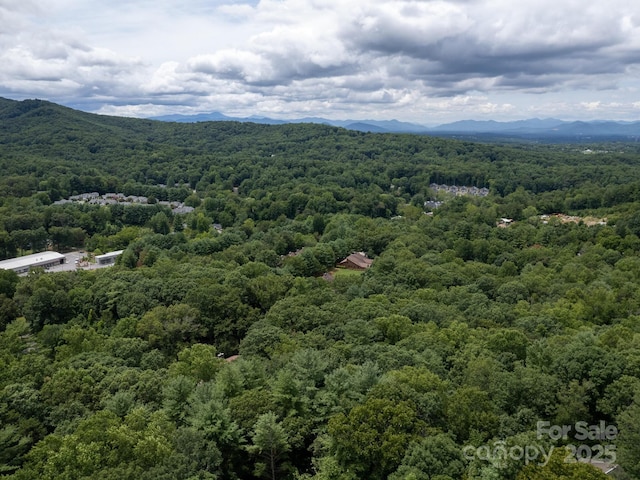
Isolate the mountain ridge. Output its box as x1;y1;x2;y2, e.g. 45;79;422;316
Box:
150;111;640;138
1;97;639;139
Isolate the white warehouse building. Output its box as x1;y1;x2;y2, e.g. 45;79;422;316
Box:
95;250;124;265
0;252;66;274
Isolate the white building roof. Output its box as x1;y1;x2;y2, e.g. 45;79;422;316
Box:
0;252;65;271
95;250;124;260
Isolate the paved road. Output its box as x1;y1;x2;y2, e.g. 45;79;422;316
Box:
46;251;116;273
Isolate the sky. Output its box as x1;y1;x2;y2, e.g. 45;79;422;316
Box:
1;0;640;124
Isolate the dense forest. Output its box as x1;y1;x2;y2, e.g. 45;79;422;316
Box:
2;97;640;479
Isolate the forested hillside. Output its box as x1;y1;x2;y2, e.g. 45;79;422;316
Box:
2;97;640;479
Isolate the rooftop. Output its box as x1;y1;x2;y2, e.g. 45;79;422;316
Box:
95;250;124;260
339;252;373;269
0;251;65;271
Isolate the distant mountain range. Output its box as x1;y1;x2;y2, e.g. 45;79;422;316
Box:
150;112;429;133
428;118;640;139
150;112;640;139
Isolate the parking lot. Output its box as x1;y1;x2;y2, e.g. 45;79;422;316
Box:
46;251;117;273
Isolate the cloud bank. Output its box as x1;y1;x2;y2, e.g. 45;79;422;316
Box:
1;0;639;122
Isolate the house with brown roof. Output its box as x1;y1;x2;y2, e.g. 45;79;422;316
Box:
338;252;373;270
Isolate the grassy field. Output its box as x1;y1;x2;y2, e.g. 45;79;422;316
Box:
332;268;365;279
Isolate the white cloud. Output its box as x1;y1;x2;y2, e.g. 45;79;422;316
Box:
188;50;270;82
1;0;640;122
